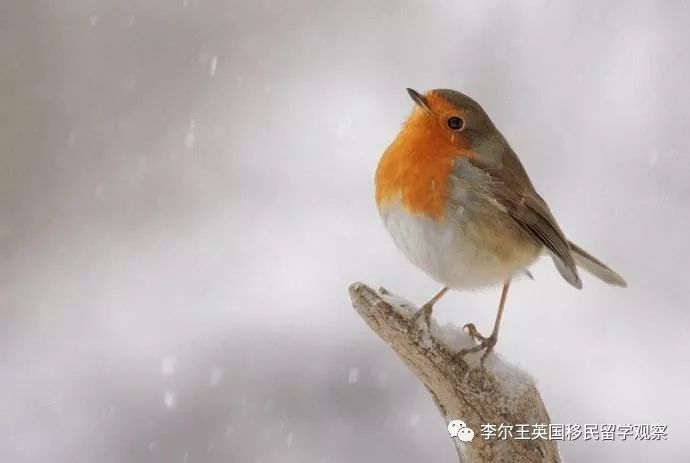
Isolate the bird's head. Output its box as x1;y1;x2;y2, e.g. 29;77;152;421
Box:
402;88;500;157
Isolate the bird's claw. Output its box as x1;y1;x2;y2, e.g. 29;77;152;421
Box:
463;323;487;343
456;326;497;367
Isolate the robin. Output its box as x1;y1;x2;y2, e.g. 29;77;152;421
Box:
375;88;626;364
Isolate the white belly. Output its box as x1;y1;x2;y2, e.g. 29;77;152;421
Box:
380;201;535;289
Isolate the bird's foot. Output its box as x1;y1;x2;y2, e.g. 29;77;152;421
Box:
455;324;497;366
463;323;487;343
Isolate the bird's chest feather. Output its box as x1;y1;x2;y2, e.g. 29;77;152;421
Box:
378;196;540;289
379;199;483;288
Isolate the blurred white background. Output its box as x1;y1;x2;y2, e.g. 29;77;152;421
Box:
1;0;689;461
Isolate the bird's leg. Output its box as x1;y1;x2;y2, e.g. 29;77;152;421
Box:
411;287;449;326
456;279;512;366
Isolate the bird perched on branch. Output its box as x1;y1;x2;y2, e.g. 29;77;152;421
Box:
375;88;626;364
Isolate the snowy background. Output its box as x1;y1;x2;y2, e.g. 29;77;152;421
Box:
1;1;689;462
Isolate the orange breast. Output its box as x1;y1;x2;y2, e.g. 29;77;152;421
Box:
375;111;463;220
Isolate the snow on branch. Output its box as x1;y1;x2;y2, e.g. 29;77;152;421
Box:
349;282;560;463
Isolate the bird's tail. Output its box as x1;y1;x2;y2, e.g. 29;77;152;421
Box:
568;241;627;287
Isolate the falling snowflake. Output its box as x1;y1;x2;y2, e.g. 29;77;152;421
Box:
185;119;196;149
164;391;177;409
408;413;420;427
347;367;359;384
209;56;219;76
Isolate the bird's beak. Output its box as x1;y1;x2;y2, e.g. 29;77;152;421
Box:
406;88;430;111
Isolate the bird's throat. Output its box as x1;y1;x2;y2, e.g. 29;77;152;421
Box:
375;119;458;220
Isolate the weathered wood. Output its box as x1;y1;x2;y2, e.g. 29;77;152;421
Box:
349;282;560;463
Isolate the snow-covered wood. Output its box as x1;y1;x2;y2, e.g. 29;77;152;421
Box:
349;282;560;463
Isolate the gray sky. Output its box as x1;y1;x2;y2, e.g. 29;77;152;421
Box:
1;1;689;462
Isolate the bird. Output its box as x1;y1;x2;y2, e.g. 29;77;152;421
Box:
375;88;626;364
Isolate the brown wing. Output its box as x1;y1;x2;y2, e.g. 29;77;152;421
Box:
465;144;583;289
504;190;582;289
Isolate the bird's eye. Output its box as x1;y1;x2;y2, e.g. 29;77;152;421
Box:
447;116;464;131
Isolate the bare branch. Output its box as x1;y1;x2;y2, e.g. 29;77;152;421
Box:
349;282;560;463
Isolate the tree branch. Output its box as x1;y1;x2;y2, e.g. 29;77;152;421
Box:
349;282;560;463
